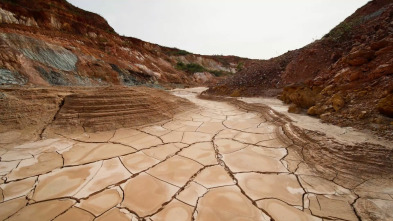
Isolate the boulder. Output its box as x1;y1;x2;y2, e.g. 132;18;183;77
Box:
288;104;301;114
377;94;393;118
331;94;345;111
371;62;393;78
281;85;322;109
307;106;319;116
345;49;375;66
334;68;362;83
370;38;390;50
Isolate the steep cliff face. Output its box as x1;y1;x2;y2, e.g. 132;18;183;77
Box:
207;0;393;139
0;0;249;87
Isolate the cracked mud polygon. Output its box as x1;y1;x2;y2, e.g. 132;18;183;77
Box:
0;88;392;221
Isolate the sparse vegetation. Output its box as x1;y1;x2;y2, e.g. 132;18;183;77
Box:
175;62;233;77
324;18;362;42
175;62;206;73
213;56;230;66
236;62;244;72
166;48;191;56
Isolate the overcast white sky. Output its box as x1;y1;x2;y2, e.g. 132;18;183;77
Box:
68;0;369;59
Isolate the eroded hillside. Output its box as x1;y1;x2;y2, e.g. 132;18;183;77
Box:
0;0;250;87
206;0;393;139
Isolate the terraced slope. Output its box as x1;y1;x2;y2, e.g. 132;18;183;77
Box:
50;87;194;133
0;87;194;146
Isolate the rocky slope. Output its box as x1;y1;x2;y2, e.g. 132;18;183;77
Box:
206;0;393;139
0;0;250;87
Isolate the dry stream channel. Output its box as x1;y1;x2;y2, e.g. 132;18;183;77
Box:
0;88;392;221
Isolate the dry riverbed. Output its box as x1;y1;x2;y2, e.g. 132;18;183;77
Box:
0;87;392;221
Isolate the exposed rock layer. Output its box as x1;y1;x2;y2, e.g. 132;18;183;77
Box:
0;0;250;87
206;0;393;139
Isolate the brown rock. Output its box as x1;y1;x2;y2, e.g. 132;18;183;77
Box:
282;85;321;109
331;94;345;111
349;71;362;81
307;106;319;116
375;45;393;57
377;94;393;117
320;112;331;121
331;52;342;62
345;49;375;66
370;38;390;51
288;104;301;114
371;63;393;78
230;89;241;97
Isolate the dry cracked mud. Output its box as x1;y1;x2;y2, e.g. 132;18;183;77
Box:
0;87;392;221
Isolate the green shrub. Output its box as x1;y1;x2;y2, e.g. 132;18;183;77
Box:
167;49;191;56
172;50;190;56
236;62;244;72
175;62;206;73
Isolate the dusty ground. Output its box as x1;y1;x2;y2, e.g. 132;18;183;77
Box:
0;87;392;221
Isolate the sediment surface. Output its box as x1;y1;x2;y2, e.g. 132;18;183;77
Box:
0;87;392;221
